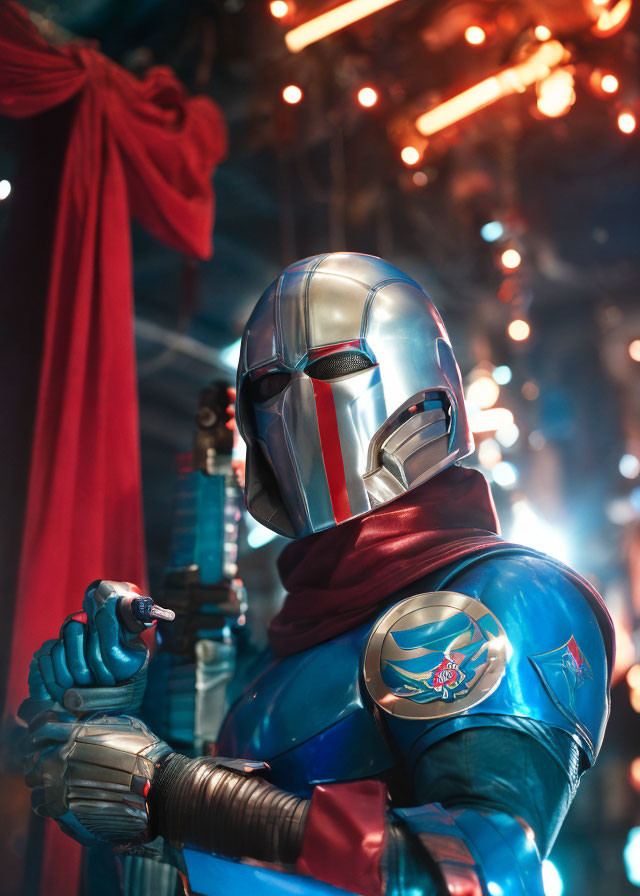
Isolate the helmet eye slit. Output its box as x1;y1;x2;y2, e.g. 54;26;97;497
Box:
305;350;373;381
249;371;292;404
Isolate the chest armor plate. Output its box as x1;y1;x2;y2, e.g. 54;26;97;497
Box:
217;624;394;795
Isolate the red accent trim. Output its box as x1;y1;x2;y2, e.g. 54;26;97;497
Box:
143;779;151;797
312;379;352;524
297;781;387;896
306;339;363;363
567;635;582;664
70;612;87;624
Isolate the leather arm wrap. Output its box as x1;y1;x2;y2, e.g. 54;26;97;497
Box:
149;753;309;864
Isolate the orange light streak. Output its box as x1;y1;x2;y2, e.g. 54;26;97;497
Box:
592;0;632;36
285;0;403;53
415;40;568;137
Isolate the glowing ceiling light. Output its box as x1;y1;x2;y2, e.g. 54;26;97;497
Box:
535;25;552;40
618;111;637;133
501;248;521;269
481;220;503;242
270;0;289;18
601;73;619;93
0;179;11;200
508;319;530;341
285;0;403;53
357;86;378;107
468;407;514;433
542;859;564;896
415;40;568;137
282;84;303;104
465;25;486;45
629;339;640;361
466;375;500;410
492;364;512;385
620;453;640;479
536;69;576;118
593;0;632;36
401;145;421;166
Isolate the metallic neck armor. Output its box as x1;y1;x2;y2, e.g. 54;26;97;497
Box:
237;253;473;538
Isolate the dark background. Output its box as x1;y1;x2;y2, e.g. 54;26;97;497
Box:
1;1;640;893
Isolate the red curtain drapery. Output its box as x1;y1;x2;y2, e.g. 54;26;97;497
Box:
0;6;226;891
0;1;226;716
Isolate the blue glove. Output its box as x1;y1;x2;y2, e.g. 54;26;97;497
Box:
19;581;149;723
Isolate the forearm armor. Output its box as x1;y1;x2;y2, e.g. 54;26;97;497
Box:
150;753;309;864
150;726;581;896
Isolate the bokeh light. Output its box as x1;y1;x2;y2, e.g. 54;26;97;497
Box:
522;380;540;400
0;179;11;201
601;73;619;93
624;828;640;887
619;454;640;479
536;70;576;118
270;1;289;18
618;111;636;134
629;339;640;361
282;84;303;104
496;422;520;448
466;375;500;409
357;86;378;107
501;248;522;269
401;145;421;166
465;25;486;45
481;221;503;242
492;365;512;385
508;319;530;341
535;25;552;41
492;461;518;489
478;438;502;469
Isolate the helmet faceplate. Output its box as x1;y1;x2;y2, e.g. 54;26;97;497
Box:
236;253;473;538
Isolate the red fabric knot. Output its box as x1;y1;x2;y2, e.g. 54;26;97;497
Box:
1;6;227;892
297;780;388;896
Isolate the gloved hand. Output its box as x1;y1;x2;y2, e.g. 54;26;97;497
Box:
22;711;172;847
19;580;150;723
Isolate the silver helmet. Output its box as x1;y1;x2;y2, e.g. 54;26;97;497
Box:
236;252;473;538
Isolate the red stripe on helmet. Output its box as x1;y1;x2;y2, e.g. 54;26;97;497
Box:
312;379;352;524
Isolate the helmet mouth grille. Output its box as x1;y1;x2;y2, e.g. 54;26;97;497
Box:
366;390;452;475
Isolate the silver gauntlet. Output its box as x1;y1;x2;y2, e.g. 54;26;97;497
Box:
23;713;172;847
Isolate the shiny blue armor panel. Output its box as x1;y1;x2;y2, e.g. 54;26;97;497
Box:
193;548;612;895
218;549;611;779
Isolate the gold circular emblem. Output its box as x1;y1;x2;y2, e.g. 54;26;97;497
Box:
363;591;510;720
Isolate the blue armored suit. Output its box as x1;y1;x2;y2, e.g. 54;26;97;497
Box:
176;546;611;896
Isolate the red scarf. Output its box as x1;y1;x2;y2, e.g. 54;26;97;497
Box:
269;466;507;656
